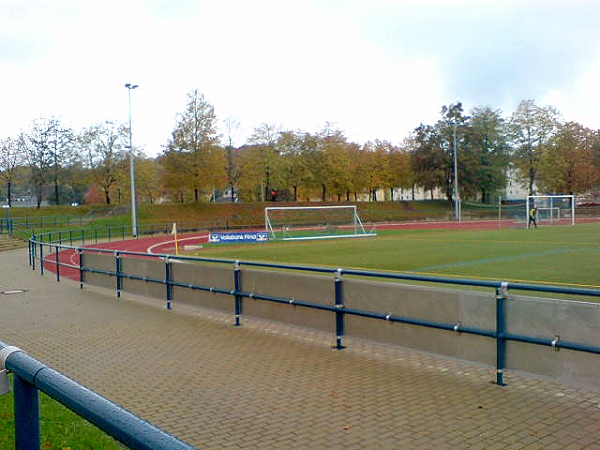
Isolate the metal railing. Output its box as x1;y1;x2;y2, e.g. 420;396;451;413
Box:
29;230;600;389
0;341;195;450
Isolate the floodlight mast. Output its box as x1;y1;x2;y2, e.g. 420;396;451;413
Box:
452;122;461;221
125;83;139;237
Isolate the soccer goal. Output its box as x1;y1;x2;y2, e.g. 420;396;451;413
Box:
526;195;575;228
265;205;377;240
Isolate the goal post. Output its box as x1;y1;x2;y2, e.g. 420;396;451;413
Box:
265;205;377;240
526;195;575;228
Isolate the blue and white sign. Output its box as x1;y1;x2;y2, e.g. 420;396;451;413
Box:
209;231;269;244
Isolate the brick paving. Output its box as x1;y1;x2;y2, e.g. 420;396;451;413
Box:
1;247;600;449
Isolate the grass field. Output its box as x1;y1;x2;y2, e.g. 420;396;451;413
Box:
194;222;600;290
0;375;122;449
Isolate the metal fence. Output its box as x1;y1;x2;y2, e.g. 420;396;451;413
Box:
28;230;600;390
0;341;195;450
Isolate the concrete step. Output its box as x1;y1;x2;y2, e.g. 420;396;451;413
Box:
0;235;28;251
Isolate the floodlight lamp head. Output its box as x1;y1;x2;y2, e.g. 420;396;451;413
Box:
124;83;139;90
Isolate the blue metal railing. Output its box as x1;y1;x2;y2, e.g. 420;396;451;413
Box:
28;230;600;391
0;341;195;450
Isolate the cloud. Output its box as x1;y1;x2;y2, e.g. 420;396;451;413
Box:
1;0;599;156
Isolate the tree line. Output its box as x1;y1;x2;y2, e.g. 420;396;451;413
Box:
1;90;599;208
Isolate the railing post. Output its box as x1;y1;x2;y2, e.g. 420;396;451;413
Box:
165;257;172;310
495;281;508;386
78;249;84;289
55;245;60;283
13;375;41;450
334;268;345;350
31;235;36;271
234;260;242;326
115;252;122;298
39;243;44;276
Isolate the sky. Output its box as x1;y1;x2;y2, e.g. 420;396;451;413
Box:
1;0;600;156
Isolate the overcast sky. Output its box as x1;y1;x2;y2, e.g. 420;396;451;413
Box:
2;0;599;155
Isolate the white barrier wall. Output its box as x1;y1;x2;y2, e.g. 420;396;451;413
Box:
80;255;600;388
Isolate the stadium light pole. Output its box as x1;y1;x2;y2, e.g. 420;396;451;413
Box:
125;83;139;237
452;122;461;221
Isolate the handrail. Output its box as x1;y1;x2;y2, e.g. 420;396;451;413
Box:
0;340;195;450
29;230;600;383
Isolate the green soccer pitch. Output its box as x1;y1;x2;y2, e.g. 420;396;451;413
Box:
196;222;600;290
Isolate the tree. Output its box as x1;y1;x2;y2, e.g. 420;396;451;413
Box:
46;118;75;205
509;100;559;195
80;121;128;204
0;137;25;206
361;141;394;201
133;156;161;204
538;122;600;195
158;151;188;202
387;144;414;201
164;89;223;203
305;124;353;201
223;116;241;202
21;118;64;208
466;107;510;203
439;103;472;202
409;124;447;199
247;123;282;201
278;130;311;202
236;144;268;201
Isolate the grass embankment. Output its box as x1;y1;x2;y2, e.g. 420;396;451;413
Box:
7;201;458;237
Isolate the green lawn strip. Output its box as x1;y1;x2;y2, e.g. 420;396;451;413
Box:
0;376;123;449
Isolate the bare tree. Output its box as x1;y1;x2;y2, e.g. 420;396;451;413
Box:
80;121;128;204
223;116;241;202
0;137;25;207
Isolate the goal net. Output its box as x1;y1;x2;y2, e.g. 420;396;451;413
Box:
526;195;575;228
265;205;377;240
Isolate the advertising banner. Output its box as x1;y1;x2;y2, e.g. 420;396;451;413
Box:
209;231;269;244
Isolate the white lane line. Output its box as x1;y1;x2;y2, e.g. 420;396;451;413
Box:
146;234;209;254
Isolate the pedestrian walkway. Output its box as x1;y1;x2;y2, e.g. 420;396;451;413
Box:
2;247;599;449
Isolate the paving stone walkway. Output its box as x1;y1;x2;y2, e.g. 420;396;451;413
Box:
1;247;599;449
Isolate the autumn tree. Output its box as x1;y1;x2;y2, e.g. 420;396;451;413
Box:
509;100;559;195
163;90;224;202
133;156;161;204
361;141;394;201
277;130;311;201
306;125;353;201
247;123;283;200
538;122;600;195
